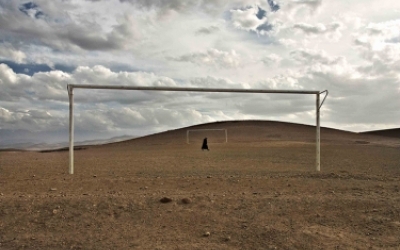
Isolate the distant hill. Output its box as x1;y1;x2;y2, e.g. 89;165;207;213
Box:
103;120;390;147
3;121;399;152
108;120;400;148
360;128;400;139
0;135;136;151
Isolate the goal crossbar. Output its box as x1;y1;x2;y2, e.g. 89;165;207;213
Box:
67;84;328;174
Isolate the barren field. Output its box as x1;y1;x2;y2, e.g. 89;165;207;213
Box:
1;121;400;249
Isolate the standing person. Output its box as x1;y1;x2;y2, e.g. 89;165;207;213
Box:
201;137;209;151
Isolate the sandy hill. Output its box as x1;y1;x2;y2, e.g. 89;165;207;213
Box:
102;120;400;148
360;128;400;138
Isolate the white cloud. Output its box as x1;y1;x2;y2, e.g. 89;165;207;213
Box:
118;0;259;16
0;64;31;101
230;7;266;32
168;49;241;69
0;107;62;132
261;53;282;65
288;0;322;10
274;0;322;21
290;48;344;65
0;43;26;63
0;1;146;52
354;19;400;77
277;38;296;47
293;22;343;40
196;25;220;35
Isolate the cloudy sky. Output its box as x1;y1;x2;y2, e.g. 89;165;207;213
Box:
0;0;399;147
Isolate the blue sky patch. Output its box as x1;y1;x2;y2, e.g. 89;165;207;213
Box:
18;2;44;19
256;6;267;20
268;0;280;12
257;23;273;32
0;60;76;76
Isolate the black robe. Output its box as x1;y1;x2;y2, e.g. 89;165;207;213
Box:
201;138;209;150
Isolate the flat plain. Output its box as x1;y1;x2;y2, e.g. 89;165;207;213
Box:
1;121;400;249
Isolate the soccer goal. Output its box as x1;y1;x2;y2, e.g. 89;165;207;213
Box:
186;129;228;144
67;84;328;174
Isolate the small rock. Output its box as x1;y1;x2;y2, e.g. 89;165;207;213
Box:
207;176;212;178
160;197;173;203
0;193;3;196
52;209;58;214
93;175;97;178
181;198;192;204
203;231;210;237
49;188;57;191
224;236;231;241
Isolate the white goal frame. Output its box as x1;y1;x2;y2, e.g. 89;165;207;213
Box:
67;84;328;174
186;129;228;144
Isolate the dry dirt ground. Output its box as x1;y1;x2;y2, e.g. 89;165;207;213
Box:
1;121;400;250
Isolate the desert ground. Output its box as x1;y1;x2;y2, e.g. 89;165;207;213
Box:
1;120;400;250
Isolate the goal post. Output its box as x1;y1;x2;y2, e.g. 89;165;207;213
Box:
186;128;228;144
67;84;328;174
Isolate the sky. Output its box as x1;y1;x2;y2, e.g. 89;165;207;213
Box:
0;0;399;147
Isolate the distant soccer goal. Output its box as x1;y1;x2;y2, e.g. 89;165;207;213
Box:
186;129;228;144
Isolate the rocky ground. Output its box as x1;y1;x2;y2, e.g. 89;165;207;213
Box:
1;121;400;249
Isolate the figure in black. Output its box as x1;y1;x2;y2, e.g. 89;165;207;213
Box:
201;137;209;151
